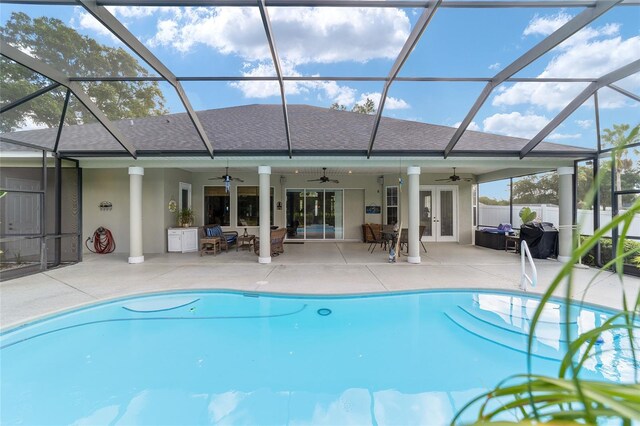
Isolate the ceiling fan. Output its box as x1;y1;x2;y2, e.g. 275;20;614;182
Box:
435;167;473;182
307;167;339;184
208;166;244;183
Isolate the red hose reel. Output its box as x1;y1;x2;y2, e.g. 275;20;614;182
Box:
85;227;116;254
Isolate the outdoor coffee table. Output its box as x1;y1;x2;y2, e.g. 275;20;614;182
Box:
200;237;220;256
237;234;255;251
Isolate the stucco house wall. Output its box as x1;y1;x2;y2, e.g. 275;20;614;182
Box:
83;167;475;254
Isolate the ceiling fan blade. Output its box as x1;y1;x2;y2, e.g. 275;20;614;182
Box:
435;178;452;182
208;177;223;180
233;177;245;182
307;178;322;182
330;179;340;183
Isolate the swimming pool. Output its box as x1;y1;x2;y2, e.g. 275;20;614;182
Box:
1;290;636;425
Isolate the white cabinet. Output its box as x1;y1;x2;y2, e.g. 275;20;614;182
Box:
168;227;199;253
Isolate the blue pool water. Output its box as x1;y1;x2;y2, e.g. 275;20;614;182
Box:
1;290;636;425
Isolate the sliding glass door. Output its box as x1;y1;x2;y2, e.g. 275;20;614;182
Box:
286;189;343;240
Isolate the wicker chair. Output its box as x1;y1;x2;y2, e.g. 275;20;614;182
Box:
201;225;238;252
254;228;287;256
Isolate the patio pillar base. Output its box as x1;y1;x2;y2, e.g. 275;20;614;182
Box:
558;255;571;263
259;256;272;264
407;256;421;264
128;256;145;264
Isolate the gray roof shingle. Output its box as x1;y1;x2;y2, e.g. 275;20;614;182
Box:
1;104;593;155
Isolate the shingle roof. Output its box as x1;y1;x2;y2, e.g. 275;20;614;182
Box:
2;104;593;155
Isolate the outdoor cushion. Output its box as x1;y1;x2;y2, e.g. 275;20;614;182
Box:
209;226;224;237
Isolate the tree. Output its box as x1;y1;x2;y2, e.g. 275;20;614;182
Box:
512;173;559;205
329;97;376;114
479;196;509;206
601;123;640;193
351;97;376;114
0;12;167;133
512;123;640;211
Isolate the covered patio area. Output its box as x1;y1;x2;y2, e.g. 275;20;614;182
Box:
2;242;638;328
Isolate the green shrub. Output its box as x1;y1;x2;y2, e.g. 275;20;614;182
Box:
580;235;640;269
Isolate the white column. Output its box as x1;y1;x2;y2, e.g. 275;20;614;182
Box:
557;166;574;263
258;166;271;264
128;166;144;264
407;166;421;264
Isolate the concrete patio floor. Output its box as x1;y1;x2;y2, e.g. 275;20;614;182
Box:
2;242;639;329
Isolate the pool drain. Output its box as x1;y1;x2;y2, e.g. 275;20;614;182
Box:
317;308;332;316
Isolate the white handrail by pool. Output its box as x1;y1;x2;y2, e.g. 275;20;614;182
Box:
520;240;537;291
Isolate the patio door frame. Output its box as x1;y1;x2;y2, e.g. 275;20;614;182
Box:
285;188;344;240
420;185;458;243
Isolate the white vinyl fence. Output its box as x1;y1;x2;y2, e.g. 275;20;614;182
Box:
479;203;640;237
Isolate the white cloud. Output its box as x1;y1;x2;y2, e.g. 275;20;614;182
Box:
548;132;582;140
488;62;501;71
230;61;357;105
358;92;410;110
482;112;549;139
320;81;357;106
493;17;640;111
523;11;571;37
147;7;410;66
76;11;119;41
576;119;593;129
230;62;278;98
493;81;590;111
105;6;165;19
454;121;481;131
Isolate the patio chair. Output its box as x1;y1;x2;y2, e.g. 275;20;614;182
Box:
254;227;287;256
202;224;238;252
398;227;428;253
366;223;387;253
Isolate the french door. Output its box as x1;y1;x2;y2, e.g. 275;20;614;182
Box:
420;185;458;242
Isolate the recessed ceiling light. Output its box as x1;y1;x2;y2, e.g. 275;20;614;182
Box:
348;170;352;174
295;170;299;174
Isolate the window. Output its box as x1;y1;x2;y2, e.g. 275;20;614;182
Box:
237;186;274;226
386;186;398;225
179;182;192;210
204;186;230;226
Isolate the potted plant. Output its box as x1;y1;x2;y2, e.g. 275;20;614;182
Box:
519;206;537;224
177;208;195;227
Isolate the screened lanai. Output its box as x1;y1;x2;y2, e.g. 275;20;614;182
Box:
0;0;639;278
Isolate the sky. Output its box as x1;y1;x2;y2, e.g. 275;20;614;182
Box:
1;2;639;156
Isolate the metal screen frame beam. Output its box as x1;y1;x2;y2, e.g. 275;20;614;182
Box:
53;89;71;153
607;83;640;102
66;76;601;82
0;82;60;114
443;0;620;158
519;59;640;158
366;0;441;158
5;0;639;7
0;135;54;151
78;0;215;158
0;40;137;158
257;0;293;158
